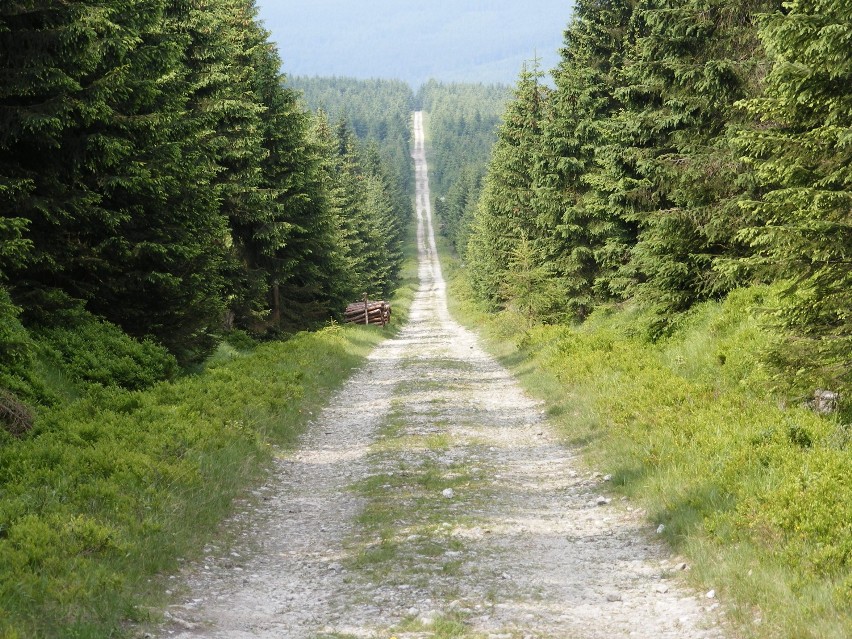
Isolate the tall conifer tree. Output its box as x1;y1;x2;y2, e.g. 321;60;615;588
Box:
737;0;852;387
532;0;637;318
254;53;350;326
0;0;229;362
330;122;405;299
466;63;551;311
616;0;777;330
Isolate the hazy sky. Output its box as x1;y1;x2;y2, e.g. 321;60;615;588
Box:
255;1;575;87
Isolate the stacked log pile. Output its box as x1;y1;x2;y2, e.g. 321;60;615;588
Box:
344;297;391;327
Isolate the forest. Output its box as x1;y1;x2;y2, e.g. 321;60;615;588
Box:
289;76;416;194
0;1;411;398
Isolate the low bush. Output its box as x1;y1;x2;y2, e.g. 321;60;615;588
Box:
34;307;178;392
0;287;43;402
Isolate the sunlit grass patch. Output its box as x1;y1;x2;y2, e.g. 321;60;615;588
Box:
345;396;487;585
391;611;484;639
0;326;384;638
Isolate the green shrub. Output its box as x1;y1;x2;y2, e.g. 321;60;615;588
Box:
0;323;388;638
224;329;257;351
532;294;852;579
0;287;42;402
34;308;178;392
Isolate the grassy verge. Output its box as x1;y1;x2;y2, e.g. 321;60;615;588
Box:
0;223;419;639
435;233;851;639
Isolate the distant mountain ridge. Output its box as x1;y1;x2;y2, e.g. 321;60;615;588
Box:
256;0;573;87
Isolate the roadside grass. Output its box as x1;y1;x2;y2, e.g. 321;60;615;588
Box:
392;612;484;638
434;230;851;639
0;326;381;639
0;223;420;639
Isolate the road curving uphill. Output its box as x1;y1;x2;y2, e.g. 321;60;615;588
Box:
158;111;726;639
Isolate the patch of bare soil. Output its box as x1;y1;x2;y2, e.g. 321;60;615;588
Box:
155;111;726;639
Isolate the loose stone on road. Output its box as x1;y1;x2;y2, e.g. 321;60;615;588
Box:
158;111;725;639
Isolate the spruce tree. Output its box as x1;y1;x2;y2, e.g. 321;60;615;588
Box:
253;46;350;326
434;165;482;254
737;0;852;388
0;1;122;304
466;63;552;313
615;0;777;330
329;121;404;300
200;0;273;327
332;121;373;296
310;110;356;305
90;0;230;362
0;0;229;363
532;0;637;318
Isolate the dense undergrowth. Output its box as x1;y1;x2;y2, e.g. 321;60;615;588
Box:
438;239;851;639
0;228;419;639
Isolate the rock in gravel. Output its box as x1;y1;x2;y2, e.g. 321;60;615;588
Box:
706;589;716;599
606;593;623;602
655;584;669;594
164;612;198;631
420;610;439;625
442;488;455;499
596;496;610;506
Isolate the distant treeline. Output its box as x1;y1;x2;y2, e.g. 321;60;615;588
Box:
290;76;416;193
292;77;513;260
417;81;512;256
0;2;411;405
437;1;851;397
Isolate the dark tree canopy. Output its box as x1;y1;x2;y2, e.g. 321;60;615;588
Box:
0;0;412;372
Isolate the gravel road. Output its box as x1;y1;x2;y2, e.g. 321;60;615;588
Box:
156;111;726;639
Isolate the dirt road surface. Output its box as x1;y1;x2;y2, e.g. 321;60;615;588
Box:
157;111;726;639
